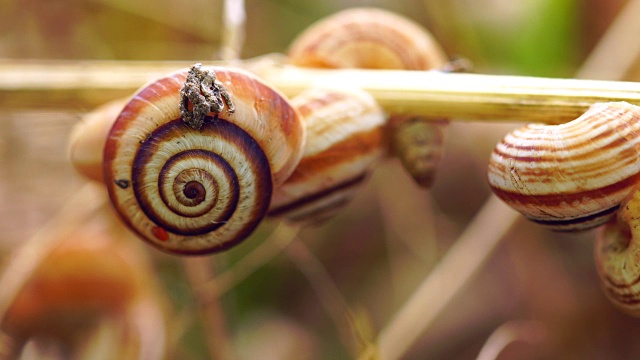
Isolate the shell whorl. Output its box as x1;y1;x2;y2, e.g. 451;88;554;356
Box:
488;102;640;231
103;67;305;255
269;88;386;223
596;189;640;316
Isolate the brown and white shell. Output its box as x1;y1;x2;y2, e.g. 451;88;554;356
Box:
488;101;640;231
269;87;386;223
103;67;305;255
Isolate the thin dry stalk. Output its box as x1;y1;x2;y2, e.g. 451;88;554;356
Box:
197;221;302;298
285;241;362;357
219;0;246;61
182;257;236;360
376;196;520;360
475;320;547;360
576;0;640;80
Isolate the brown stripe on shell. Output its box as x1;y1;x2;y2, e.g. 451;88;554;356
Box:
595;189;640;316
488;102;640;231
269;88;385;224
103;67;303;255
269;173;368;220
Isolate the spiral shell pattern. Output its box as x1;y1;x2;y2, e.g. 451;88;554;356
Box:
288;7;449;188
596;189;640;316
488;102;640;231
269;88;386;223
104;67;305;255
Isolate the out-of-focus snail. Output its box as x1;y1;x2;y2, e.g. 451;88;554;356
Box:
288;7;449;188
595;189;640;316
487;102;640;231
102;65;305;255
268;87;386;223
1;211;166;359
69;98;126;183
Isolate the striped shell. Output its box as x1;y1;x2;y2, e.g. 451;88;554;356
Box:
103;67;305;255
488;102;640;231
288;8;446;70
288;7;448;188
269;88;386;223
596;189;640;316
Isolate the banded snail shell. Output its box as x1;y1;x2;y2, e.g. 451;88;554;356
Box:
488;102;640;231
288;7;449;188
103;67;305;255
595;190;640;316
269;88;386;223
288;7;446;70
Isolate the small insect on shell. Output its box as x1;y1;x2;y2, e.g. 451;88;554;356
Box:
103;66;305;255
488;102;640;231
595;188;640;316
269;88;386;223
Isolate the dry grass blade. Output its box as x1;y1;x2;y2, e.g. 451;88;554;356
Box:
182;257;236;360
197;221;302;299
376;196;520;360
475;320;547;360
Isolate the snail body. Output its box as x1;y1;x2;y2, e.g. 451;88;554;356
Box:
103;66;305;255
488;102;640;231
288;7;449;188
596;190;640;316
269;87;386;223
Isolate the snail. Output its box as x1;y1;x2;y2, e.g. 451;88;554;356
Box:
268;87;386;223
487;101;640;231
595;189;640;316
102;65;305;255
288;7;450;188
2;210;166;358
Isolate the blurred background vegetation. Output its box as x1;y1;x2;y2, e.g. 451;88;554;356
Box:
1;0;640;359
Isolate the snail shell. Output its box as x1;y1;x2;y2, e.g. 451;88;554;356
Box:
288;7;449;188
595;188;640;316
488;102;640;231
288;7;446;70
69;99;126;183
103;67;305;255
269;87;386;223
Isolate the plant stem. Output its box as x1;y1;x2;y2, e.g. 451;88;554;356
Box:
182;257;236;360
3;58;640;124
376;196;520;360
197;221;302;299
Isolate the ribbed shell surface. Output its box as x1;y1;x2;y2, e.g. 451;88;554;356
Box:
488;102;640;231
103;67;305;254
269;88;385;223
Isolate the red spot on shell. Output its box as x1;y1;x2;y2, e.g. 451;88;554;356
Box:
151;226;169;242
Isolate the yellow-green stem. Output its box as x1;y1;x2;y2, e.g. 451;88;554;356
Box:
3;58;640;124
